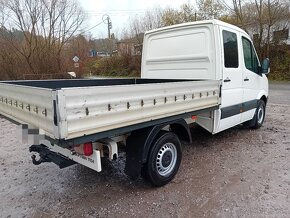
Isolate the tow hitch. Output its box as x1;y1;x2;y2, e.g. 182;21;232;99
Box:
31;154;44;165
29;144;76;169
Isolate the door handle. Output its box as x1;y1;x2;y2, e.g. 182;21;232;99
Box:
244;78;249;81
224;77;231;82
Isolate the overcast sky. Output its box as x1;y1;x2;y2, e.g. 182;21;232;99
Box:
79;0;192;38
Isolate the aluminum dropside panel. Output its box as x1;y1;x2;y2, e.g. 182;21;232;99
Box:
0;83;56;138
59;80;220;139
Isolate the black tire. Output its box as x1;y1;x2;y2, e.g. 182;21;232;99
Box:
244;100;266;129
143;131;182;187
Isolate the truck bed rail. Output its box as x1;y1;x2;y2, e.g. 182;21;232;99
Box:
0;79;221;142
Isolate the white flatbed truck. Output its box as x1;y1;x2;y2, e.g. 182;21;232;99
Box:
0;20;270;186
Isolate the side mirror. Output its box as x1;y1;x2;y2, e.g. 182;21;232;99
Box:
261;58;270;74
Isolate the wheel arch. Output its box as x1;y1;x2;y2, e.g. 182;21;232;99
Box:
260;95;268;105
142;119;191;163
257;90;268;105
124;119;191;179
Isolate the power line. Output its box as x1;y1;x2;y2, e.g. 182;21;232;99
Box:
82;9;147;16
84;12;146;16
88;13;145;17
84;9;146;12
78;20;104;35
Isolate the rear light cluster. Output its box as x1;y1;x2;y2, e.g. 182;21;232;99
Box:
73;142;93;156
83;142;93;156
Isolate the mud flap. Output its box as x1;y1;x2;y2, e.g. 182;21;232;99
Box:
125;133;144;180
124;127;154;180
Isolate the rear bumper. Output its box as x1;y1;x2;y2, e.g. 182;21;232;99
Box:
30;142;102;172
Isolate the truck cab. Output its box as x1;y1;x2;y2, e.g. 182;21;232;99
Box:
141;19;269;134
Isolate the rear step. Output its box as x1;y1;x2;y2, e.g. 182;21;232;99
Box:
29;144;76;169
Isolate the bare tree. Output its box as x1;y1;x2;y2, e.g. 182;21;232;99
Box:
122;3;199;41
0;0;8;26
123;6;164;44
143;7;164;31
220;0;290;56
197;0;227;19
162;3;197;26
264;0;290;56
1;0;86;78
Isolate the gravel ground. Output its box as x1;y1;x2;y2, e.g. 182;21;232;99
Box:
0;82;290;218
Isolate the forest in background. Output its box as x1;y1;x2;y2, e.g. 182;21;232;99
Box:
0;0;290;81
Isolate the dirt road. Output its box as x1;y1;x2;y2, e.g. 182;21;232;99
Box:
0;82;290;218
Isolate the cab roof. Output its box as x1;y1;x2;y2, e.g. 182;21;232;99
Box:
145;19;248;36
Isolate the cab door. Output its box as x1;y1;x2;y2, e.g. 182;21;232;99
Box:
241;36;261;122
216;28;243;132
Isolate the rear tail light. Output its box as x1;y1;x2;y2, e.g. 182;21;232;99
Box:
73;142;93;156
83;142;93;156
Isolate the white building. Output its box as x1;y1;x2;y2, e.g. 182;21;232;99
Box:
246;19;290;45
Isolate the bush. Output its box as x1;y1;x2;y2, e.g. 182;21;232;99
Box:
85;55;141;78
268;44;290;81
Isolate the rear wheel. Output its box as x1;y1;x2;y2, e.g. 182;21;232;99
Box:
143;131;182;187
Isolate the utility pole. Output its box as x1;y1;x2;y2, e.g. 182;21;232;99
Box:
107;16;112;56
107;16;112;39
102;15;113;56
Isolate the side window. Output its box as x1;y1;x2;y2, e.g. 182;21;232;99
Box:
222;30;239;68
242;37;259;74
